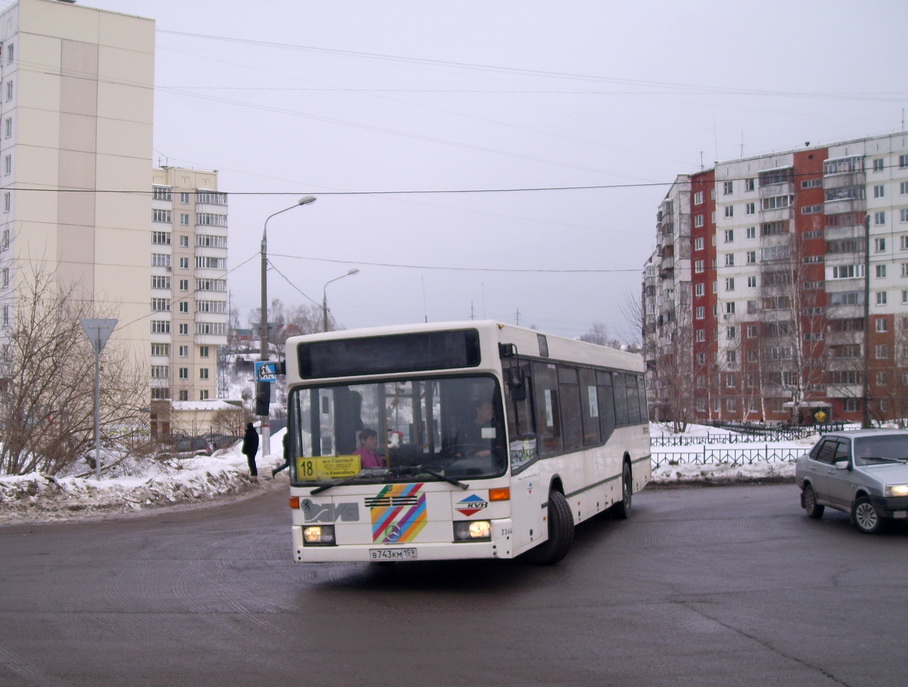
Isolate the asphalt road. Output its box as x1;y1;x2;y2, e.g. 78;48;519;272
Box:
1;483;905;687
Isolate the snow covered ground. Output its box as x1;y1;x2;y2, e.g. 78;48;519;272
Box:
0;424;822;525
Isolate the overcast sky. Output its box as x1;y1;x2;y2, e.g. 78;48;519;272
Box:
29;0;908;339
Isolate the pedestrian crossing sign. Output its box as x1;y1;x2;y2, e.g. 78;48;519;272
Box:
255;361;278;383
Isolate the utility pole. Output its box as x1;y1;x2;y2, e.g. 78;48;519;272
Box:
862;214;872;428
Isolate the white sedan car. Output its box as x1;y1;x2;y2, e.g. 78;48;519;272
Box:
795;429;908;534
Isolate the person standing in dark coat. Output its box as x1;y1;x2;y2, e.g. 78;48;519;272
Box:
241;423;259;478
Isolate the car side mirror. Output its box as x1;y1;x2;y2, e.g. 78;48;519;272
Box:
834;460;850;471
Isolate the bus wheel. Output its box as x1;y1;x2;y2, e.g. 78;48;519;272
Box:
523;490;574;565
610;462;632;520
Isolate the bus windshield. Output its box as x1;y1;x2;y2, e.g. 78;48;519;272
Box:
287;375;507;486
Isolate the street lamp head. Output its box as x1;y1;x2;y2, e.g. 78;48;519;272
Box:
298;195;317;206
347;268;360;276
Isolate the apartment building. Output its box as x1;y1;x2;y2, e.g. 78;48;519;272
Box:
644;132;908;425
149;166;229;434
0;0;154;363
0;1;230;437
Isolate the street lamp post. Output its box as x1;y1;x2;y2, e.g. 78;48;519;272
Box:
322;268;360;332
258;195;316;457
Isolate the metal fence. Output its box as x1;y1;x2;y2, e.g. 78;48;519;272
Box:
651;444;805;469
650;424;844;447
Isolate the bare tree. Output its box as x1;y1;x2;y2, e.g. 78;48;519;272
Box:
0;267;149;475
579;322;624;349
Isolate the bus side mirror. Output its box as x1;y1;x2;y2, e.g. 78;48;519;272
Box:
507;366;527;401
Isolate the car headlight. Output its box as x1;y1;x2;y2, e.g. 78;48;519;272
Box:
453;520;492;542
302;525;336;546
885;485;908;498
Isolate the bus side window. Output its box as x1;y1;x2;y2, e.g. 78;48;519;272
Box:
597;371;615;440
558;366;583;452
579;368;600;446
532;362;561;455
613;373;629;426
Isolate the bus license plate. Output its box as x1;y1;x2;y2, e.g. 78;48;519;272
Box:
369;548;417;561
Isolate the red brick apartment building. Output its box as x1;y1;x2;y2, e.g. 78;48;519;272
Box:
644;133;908;425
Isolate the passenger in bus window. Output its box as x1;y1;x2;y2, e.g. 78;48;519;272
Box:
354;428;384;468
455;399;496;458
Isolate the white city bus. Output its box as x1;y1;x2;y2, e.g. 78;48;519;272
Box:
284;321;650;564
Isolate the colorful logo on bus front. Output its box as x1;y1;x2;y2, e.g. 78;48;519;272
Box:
456;494;488;517
368;483;427;544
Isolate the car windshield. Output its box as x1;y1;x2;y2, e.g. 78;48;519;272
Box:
287;375;507;487
853;437;908;466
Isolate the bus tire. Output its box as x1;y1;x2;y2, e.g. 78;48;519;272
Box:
610;461;632;520
523;490;574;565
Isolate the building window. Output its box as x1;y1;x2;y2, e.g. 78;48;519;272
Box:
179;279;189;291
179;345;189;357
200;345;210;357
180;214;190;225
744;178;755;192
723;181;733;195
4;154;11;175
200;390;210;401
152;209;172;223
874;211;886;225
724;229;734;243
801;205;822;215
151;320;170;334
695;306;705;319
900;154;908;169
180;235;189;247
695;283;705;297
179;367;189;379
152;231;170;245
873;159;885;172
152;186;172;201
875;344;889;359
151;343;169;356
3;192;9;213
875;318;888;333
694;260;704;273
179;390;189;401
179;323;189;335
151;253;171;268
151;298;170;311
747;276;757;288
180;192;190;204
725;278;735;291
876;292;888;306
725;253;735;267
5;80;12;101
745;202;755;215
695;329;706;342
724;206;734;218
874;185;886;198
179;257;189;269
179;301;189;313
152;275;170;289
200;368;209;380
4;117;11;138
694;237;704;251
694;215;704;228
694;191;704;205
875;265;887;279
746;251;756;264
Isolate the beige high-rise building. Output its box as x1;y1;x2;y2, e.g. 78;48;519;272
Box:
0;1;231;439
150;166;229;435
0;0;154;364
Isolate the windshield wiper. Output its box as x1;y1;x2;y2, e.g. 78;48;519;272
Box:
388;465;469;490
310;474;366;495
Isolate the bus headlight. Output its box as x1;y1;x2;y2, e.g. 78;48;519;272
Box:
453;520;492;542
885;484;908;498
302;525;336;546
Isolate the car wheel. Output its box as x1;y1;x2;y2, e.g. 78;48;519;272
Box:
802;484;824;519
852;495;884;534
522;490;574;565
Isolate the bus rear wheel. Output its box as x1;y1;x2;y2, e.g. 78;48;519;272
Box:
523;490;574;565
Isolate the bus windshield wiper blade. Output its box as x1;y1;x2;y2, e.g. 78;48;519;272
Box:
310;475;361;495
389;465;468;490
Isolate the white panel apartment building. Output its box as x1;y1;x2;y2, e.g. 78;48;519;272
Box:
644;132;908;426
0;0;229;437
150;166;229;430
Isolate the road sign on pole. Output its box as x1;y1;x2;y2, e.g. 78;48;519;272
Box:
80;319;118;481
